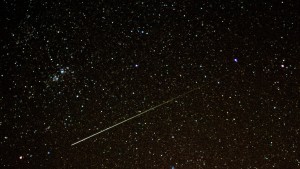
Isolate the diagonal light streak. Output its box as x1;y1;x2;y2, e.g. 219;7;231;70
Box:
71;75;227;146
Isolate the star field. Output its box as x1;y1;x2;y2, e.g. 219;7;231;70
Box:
1;0;299;168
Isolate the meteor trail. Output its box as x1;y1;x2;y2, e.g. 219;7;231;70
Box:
71;75;227;146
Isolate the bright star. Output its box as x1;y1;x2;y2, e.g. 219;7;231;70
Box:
60;68;65;74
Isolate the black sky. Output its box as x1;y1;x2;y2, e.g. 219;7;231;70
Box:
1;0;299;168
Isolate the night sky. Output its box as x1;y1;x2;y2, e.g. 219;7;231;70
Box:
1;0;300;168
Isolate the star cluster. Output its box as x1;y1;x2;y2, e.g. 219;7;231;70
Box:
1;0;299;168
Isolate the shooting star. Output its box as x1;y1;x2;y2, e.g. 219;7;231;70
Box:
71;75;228;146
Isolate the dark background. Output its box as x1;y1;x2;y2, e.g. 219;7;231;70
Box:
0;0;299;168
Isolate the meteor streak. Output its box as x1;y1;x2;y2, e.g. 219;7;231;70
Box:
71;75;227;146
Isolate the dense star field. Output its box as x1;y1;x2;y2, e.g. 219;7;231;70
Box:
1;0;299;168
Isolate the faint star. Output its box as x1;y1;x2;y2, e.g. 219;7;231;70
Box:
52;75;59;81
